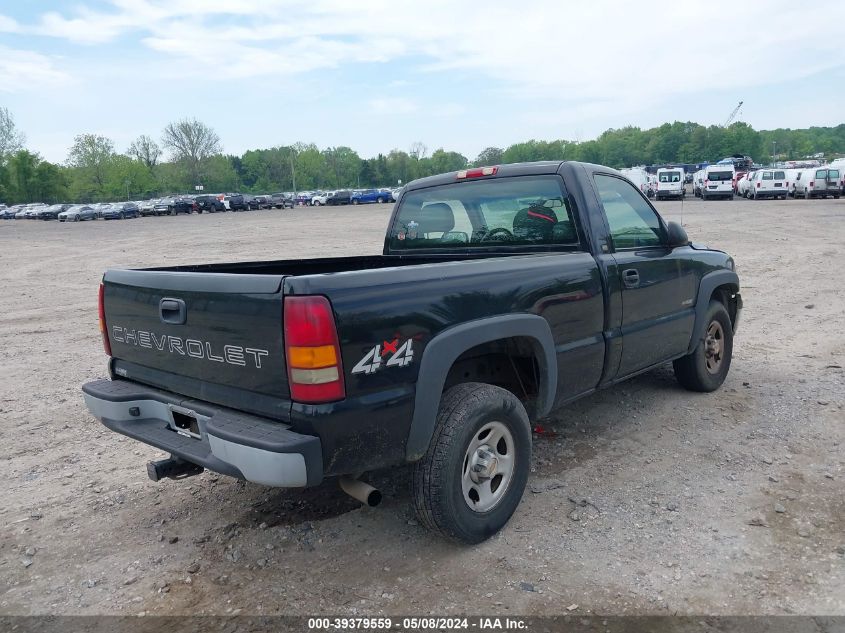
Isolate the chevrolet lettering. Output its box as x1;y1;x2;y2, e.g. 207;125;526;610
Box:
111;326;269;368
83;161;742;543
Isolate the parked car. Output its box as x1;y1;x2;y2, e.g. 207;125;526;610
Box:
692;169;705;197
295;192;314;206
102;202;141;219
84;160;741;544
827;158;845;194
23;204;46;219
700;165;735;200
270;193;295;208
654;168;685;200
194;194;226;213
311;191;331;206
351;189;391;204
243;194;260;210
735;173;753;198
326;190;351;205
59;205;96;222
36;203;72;220
154;197;194;215
1;205;24;219
794;168;841;199
253;195;274;209
139;200;159;216
746;169;787;200
222;193;248;211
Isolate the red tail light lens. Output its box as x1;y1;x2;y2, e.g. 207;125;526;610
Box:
810;181;814;187
98;282;111;356
757;182;761;188
284;295;345;403
457;166;498;179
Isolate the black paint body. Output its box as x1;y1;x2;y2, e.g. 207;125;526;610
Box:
93;161;740;480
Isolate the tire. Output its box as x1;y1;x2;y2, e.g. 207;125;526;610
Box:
673;300;733;392
411;382;531;544
74;215;80;222
352;199;359;205
377;197;385;204
120;212;126;220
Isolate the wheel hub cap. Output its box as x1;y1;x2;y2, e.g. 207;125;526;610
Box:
704;320;724;374
461;421;515;513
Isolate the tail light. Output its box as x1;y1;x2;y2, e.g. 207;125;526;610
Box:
756;182;761;188
98;282;111;356
810;181;814;187
284;295;345;404
704;179;708;185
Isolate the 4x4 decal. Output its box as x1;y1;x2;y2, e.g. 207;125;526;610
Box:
351;338;414;375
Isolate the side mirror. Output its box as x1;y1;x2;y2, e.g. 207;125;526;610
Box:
667;221;689;247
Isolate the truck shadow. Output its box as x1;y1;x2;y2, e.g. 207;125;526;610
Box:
232;364;688;529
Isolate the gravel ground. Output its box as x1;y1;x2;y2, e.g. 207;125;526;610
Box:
0;197;843;616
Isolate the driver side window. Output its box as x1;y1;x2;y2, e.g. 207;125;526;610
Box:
595;174;664;249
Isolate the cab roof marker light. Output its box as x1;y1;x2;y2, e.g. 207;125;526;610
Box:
456;166;499;180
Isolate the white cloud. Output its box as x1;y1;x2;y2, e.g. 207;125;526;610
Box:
0;46;71;92
0;14;20;32
18;0;843;104
370;97;418;114
4;0;845;162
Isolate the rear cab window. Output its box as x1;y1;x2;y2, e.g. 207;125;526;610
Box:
387;176;581;252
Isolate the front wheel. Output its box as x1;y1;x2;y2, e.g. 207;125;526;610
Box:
673;300;733;392
411;382;531;544
352;199;359;205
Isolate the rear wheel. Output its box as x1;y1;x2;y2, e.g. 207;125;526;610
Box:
673;300;733;392
412;382;531;544
352;199;359;205
377;197;385;204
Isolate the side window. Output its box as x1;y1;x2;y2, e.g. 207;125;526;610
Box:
595;174;664;249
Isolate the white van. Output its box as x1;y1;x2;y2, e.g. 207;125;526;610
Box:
794;167;842;199
692;169;706;197
619;168;651;198
701;165;735;200
746;169;787;199
655;168;685;200
827;159;845;194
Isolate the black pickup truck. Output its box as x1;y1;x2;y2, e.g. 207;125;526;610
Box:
83;161;741;543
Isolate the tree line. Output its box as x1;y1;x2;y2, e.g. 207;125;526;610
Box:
1;106;843;204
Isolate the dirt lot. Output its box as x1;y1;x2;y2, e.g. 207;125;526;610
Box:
1;197;843;617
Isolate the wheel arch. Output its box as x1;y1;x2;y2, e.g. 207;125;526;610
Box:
405;314;556;461
687;270;739;354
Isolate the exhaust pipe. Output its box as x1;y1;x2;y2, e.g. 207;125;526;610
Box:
147;456;204;482
339;476;382;507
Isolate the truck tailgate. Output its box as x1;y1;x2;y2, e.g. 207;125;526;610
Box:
102;269;289;407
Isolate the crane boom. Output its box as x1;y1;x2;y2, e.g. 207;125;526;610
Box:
724;101;743;127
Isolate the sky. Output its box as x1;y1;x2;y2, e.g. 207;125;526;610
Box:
1;0;844;164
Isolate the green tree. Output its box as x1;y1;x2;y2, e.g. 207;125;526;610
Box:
161;118;222;188
66;133;116;200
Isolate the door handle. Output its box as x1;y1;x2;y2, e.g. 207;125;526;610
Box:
159;298;186;325
622;269;640;288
